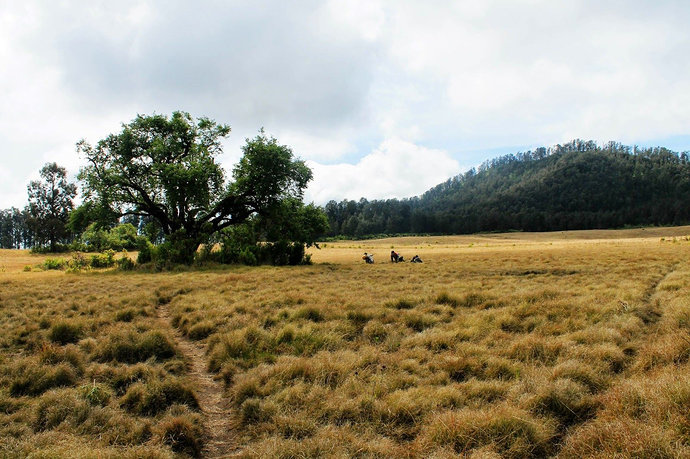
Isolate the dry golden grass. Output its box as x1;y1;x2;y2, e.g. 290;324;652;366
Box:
2;226;690;457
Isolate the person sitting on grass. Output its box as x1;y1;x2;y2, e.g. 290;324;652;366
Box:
362;252;375;264
390;250;399;263
411;254;423;263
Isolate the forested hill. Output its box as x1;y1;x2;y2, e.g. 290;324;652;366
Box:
323;140;690;237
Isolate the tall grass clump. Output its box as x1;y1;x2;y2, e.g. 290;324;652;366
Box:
93;329;176;363
421;406;556;457
155;406;205;456
9;362;78;396
528;379;600;427
120;379;199;416
48;321;83;345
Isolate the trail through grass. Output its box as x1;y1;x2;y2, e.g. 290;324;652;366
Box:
156;297;238;457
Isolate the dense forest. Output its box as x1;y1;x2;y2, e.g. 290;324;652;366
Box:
323;140;690;237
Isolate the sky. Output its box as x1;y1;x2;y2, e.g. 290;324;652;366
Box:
1;0;689;209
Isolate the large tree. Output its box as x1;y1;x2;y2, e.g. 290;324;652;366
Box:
26;162;77;251
78;112;316;263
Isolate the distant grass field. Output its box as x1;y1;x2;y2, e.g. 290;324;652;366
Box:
2;226;690;457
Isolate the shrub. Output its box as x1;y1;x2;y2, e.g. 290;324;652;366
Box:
90;250;116;268
67;252;90;271
49;321;82;345
116;253;136;271
137;241;154;264
43;258;66;270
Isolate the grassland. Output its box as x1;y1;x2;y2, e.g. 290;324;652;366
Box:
1;227;690;458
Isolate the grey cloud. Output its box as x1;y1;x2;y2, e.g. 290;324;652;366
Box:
42;1;377;129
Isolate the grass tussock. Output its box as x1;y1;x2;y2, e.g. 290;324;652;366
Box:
120;378;199;416
419;406;556;457
93;329;177;363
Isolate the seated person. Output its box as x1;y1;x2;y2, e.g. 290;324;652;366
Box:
410;254;423;263
362;252;375;264
390;250;399;262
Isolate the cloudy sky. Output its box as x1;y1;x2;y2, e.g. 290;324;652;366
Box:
1;0;689;209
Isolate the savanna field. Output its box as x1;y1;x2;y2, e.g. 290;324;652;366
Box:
2;227;690;458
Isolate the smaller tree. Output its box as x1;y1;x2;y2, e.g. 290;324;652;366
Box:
26;163;77;251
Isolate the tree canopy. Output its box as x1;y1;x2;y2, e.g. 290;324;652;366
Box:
78;112;318;263
26;162;77;251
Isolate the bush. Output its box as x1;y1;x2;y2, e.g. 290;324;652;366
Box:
90;250;116;268
68;252;90;270
43;258;67;270
137;241;154;264
116;253;136;270
78;223;147;252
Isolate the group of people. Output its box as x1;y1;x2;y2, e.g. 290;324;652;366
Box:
361;250;422;264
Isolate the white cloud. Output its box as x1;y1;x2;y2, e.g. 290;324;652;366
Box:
270;130;357;163
305;138;462;204
1;1;690;209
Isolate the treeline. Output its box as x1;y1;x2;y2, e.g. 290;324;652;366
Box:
324;140;690;237
0;208;32;249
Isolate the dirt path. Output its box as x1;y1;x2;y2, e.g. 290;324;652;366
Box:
157;305;238;458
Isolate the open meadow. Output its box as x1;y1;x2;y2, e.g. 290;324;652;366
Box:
2;227;690;458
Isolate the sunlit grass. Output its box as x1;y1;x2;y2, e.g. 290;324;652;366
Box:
1;227;690;456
